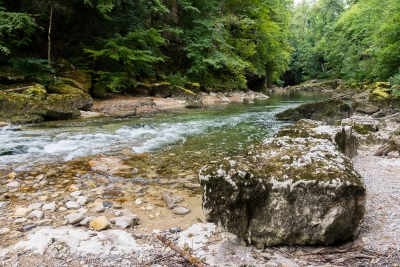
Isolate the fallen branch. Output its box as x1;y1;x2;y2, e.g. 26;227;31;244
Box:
2;86;34;92
156;234;207;267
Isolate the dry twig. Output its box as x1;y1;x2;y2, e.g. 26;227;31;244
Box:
156;234;208;267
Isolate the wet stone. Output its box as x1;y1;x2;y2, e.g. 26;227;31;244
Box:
76;196;88;206
22;223;36;232
95;205;106;213
103;201;113;208
6;181;20;189
0;202;10;209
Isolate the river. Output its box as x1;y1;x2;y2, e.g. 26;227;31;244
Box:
0;91;329;172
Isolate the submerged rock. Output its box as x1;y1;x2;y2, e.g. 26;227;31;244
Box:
199;136;365;248
275;98;351;125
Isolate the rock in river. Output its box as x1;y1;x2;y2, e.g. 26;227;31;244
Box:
199;135;366;248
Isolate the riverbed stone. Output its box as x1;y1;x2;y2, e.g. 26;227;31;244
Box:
14;218;27;224
66;201;80;209
88;155;133;175
110;215;139;229
14;208;33;217
42;203;57;212
28;210;44;220
199;135;366;247
89;216;110;231
275;98;351;125
6;181;20;189
66;213;86;224
172;207;190;215
76;196;88;206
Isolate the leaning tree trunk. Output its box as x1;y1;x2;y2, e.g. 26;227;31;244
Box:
48;0;53;67
373;136;400;156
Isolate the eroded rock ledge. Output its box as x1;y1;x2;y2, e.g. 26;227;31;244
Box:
199;126;366;248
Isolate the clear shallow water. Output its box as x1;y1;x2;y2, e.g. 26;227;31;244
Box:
0;92;329;170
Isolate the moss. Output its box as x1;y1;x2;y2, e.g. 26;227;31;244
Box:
22;83;47;100
369;88;391;101
352;124;376;134
58;70;92;93
185;82;201;93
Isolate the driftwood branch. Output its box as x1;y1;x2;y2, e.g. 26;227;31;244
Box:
2;86;34;92
156;234;207;267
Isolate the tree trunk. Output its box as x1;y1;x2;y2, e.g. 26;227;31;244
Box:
48;0;53;67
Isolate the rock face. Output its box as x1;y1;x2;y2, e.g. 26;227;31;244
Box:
199;136;366;248
275;98;351;125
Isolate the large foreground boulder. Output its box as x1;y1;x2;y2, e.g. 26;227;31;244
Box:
275;98;351;125
199;136;365;248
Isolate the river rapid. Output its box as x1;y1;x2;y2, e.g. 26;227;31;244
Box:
0;92;328;172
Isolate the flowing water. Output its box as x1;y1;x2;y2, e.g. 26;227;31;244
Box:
0;92;329;171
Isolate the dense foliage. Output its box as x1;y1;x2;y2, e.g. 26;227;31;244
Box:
0;0;292;91
289;0;400;85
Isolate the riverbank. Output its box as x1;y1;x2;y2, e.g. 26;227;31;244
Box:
1;92;400;266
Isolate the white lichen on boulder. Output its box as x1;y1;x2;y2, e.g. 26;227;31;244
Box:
199;135;365;248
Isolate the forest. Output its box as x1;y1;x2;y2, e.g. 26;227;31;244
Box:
0;0;399;92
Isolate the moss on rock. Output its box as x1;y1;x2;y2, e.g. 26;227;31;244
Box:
47;84;93;110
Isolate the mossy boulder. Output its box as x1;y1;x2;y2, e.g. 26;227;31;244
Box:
276;119;358;158
199;136;365;248
171;86;198;101
126;82;152;97
0;90;81;123
184;82;201;93
47;84;93;111
151;82;172;98
369;88;391;101
58;70;92;93
275;98;351;125
21;84;47;100
91;82;109;99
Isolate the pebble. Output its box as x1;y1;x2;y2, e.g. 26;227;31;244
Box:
134;198;143;205
79;216;95;226
6;181;21;189
89;216;110;231
110;215;139;229
0;201;10;209
38;196;48;201
28;203;43;210
0;228;10;235
169;227;182;233
69;184;79;192
66;213;85;224
172;206;190;215
95;205;106;213
103;201;113;208
28;210;44;219
145;205;154;211
42;203;57;212
77;208;88;214
14;218;27;224
22;224;36;232
93;198;103;207
76;196;88;206
66;201;80;209
70;191;82;198
35;219;52;226
8;172;16;179
14;208;33;217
